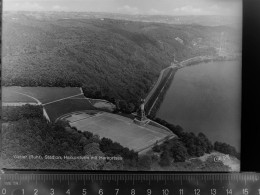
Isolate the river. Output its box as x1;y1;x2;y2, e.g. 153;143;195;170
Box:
156;60;241;150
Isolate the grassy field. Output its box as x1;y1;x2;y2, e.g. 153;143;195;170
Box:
67;112;174;152
2;87;82;104
2;87;37;103
58;110;99;123
44;96;95;121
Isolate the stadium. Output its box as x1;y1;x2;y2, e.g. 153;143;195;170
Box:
58;111;175;153
2;86;176;153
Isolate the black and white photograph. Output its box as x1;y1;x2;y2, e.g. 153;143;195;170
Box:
1;0;242;171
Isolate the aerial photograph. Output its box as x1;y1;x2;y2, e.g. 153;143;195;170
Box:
1;0;242;171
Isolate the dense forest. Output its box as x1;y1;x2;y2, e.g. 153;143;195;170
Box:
2;12;240;109
1;105;147;170
1;105;238;171
152;117;240;161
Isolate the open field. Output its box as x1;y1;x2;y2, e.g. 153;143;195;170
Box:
63;111;175;152
58;110;98;123
2;88;38;104
2;87;82;104
44;96;95;121
2;87;93;121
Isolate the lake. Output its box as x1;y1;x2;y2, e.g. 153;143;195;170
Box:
156;60;241;150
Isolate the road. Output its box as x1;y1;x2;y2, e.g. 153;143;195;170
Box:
144;65;177;115
144;55;214;115
144;63;177;106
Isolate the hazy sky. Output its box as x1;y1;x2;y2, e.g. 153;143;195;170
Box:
4;0;242;16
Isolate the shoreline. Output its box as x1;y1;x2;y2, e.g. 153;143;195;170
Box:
152;57;240;152
146;54;241;118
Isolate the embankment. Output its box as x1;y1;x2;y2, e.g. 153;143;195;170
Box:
144;54;240;118
145;68;177;118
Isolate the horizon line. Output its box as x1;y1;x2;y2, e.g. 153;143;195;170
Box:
3;10;240;17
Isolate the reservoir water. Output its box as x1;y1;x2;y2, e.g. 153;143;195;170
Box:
156;60;241;150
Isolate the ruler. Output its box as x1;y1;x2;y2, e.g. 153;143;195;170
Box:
0;172;259;195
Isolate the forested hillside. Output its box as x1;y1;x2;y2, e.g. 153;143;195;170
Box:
1;105;140;170
2;12;240;107
1;105;238;171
